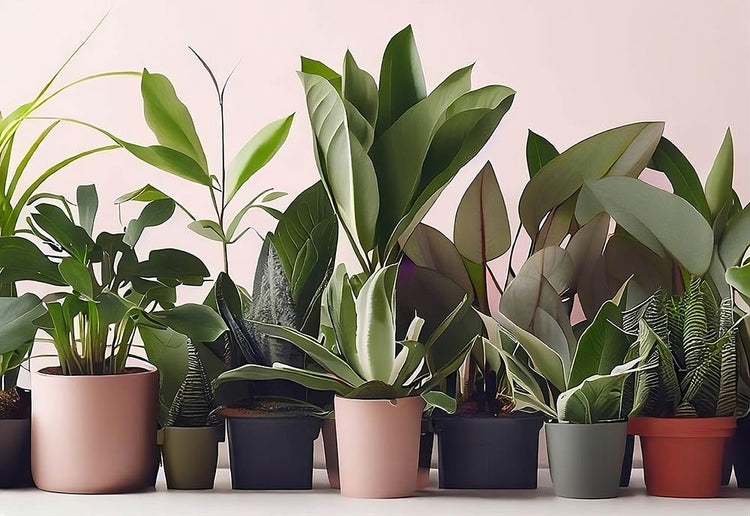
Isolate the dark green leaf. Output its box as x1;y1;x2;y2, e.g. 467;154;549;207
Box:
300;57;341;91
526;130;559;178
58;257;94;299
149;303;227;342
0;236;64;285
124;198;176;246
75;184;98;236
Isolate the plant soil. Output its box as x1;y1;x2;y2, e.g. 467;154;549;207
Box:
0;388;30;419
39;366;148;376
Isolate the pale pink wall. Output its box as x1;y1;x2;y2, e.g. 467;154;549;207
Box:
1;0;748;298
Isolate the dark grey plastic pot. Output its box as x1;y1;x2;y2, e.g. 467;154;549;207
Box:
0;418;32;488
546;421;627;499
433;413;543;489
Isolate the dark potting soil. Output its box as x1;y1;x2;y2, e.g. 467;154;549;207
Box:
0;388;30;419
39;366;149;376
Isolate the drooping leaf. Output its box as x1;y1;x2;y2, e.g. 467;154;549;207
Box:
526;130;559;178
727;263;750;299
214;363;352;396
0;293;45;355
226;113;294;202
149;303;227;342
0;236;64;285
453;161;511;264
187;219;225;242
719;204;750;267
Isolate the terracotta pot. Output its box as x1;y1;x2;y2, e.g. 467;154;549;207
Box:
629;416;736;497
31;367;159;494
0;418;32;488
334;396;424;498
159;426;219;490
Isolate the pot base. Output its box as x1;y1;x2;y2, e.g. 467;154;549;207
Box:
160;426;220;490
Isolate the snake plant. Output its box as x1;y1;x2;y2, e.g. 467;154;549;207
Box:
164;340;221;428
215;263;474;413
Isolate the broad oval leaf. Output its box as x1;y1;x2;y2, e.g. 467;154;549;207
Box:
76;184;98;237
124;198;176;247
720;204;750;267
403;223;473;295
454;162;511;264
141;69;208;173
149;303;227;342
226;113;294;202
576;176;714;276
58;257;94;299
520;122;664;237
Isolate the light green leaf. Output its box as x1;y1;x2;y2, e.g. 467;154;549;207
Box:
75;184;98;236
58;257;94;299
355;265;398;382
141;69;207;172
421;390;456;413
520;122;664;237
187;219;225;242
214;362;352;396
453;161;510;264
300;57;341;91
577;176;714;276
727;263;750;299
115;184;169;204
720;204;750;267
226;113;294;202
124;198;176;247
526;130;559;178
262;191;287;202
705;128;733;221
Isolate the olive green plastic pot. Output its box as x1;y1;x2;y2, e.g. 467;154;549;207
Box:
158;426;219;490
546;421;628;499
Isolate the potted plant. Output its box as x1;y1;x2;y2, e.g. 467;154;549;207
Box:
574;129;750;486
495;280;649;499
216;261;473;498
0;185;226;494
0;294;44;487
623;277;742;498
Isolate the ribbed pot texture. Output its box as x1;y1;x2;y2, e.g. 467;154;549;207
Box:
629;416;736;497
334;396;424;498
31;367;158;494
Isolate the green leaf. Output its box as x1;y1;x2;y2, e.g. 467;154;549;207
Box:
149;303;227;342
139;325;189;414
355;265;399;382
376;25;426;136
115;184;169;204
124;198;176;247
705;128;734;221
300;71;379;252
453;161;511;264
343;51;378;127
135;248;210;286
576;176;714;276
300;57;341;91
226;113;294;202
720;204;750;267
118;141;210;185
187;219;225;242
526;130;559;178
727;263;750;299
421;390;456;413
141;69;208;173
402;223;473;296
0;293;44;355
648;137;711;220
0;236;64;285
31;203;95;262
214;363;352;396
75;184;98;236
58;257;94;299
520;122;664;237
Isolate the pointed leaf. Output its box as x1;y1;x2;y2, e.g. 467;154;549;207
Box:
526;130;559;178
403;224;473;295
705;129;734;220
76;184;98;236
58;257;94;299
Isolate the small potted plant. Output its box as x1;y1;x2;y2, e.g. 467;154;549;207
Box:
216;262;473;498
155;339;227;490
0;185;226;494
626;277;742;498
0;294;44;487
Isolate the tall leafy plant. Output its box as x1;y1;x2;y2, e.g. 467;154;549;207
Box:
299;25;515;276
0;185;226;375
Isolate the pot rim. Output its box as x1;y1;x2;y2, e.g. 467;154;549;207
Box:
433;411;545;421
224;413;323;421
628;415;736;438
33;364;157;380
546;419;628;427
333;394;424;404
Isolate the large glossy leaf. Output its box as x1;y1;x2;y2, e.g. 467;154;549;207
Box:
376;25;426;136
75;184;98;236
705;129;734;221
604;232;670;305
141;69;208;173
300;71;379;251
526;130;559;178
566;213;610;317
124;198;176;246
355;265;398;382
58;257;94;300
226;113;294;202
577;176;714;276
31;203;95;262
135;249;210;286
719;204;750;267
517;246;574;296
149;303;227;342
648;137;711;220
520;122;664;237
0;236;64;285
388;86;515;256
343;51;378;127
372;66;472;246
453;162;511;264
0;293;44;354
402;224;473;295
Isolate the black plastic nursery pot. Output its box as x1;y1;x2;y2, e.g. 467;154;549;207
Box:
432;413;543;489
620;434;635;487
546;421;628;499
0;418;33;488
730;415;750;487
226;415;322;490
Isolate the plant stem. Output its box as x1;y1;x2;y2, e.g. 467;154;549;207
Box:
218;90;229;275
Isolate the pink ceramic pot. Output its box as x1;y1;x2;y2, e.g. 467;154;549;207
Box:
334;396;424;498
31;366;159;494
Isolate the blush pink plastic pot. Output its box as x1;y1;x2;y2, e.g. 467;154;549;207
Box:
334;395;424;498
31;366;159;494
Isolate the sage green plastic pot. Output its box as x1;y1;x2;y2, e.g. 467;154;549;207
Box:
158;426;219;490
546;421;627;499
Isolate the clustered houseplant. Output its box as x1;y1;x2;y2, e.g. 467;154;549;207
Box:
624;278;743;498
402;162;544;490
0;294;44;487
0;185;225;494
207;182;337;491
216;262;473;498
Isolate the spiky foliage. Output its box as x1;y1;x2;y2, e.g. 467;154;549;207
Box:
165;340;220;428
629;277;741;418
